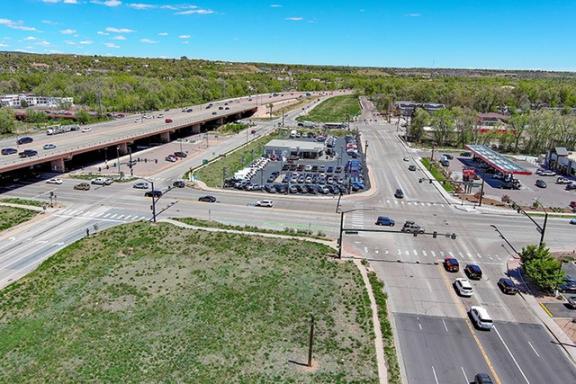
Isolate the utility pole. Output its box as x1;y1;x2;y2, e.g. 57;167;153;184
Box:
336;191;343;213
430;142;436;161
539;212;548;247
150;180;157;223
128;147;133;177
116;146;121;176
338;211;344;259
222;167;227;188
307;314;315;367
179;139;183;154
478;178;485;207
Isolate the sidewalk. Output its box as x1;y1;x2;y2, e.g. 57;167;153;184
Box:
506;258;576;363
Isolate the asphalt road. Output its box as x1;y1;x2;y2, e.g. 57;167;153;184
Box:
0;94;575;382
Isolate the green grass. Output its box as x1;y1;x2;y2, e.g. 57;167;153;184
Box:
0;206;38;232
193;130;285;187
0;198;45;207
175;217;328;240
216;123;248;136
421;158;455;193
297;95;360;123
0;222;379;383
367;272;401;384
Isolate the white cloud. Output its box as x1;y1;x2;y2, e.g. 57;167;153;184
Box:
113;35;126;40
42;0;78;3
105;42;120;48
405;13;421;17
24;36;37;41
182;41;189;45
37;40;51;47
0;18;37;31
60;28;76;34
64;40;76;45
176;9;214;15
91;0;122;7
41;20;58;25
97;31;110;35
105;27;134;33
285;17;303;21
178;34;191;39
0;43;8;47
139;38;157;44
79;40;93;45
270;4;282;7
128;3;154;10
158;32;168;36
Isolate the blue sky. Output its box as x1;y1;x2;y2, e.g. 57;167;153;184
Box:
1;0;575;70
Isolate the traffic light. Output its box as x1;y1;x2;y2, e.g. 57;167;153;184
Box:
451;233;457;240
433;231;437;238
413;232;417;237
419;178;423;183
429;179;433;184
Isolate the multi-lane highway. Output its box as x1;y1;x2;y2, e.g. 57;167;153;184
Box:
1;93;575;383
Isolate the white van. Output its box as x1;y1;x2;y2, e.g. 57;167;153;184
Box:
454;278;473;297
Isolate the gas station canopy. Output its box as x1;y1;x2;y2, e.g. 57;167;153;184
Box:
465;144;531;175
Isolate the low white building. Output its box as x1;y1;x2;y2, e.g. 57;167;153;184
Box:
0;94;74;108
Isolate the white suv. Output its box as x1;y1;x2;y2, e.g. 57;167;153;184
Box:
454;278;473;297
255;200;273;208
91;177;112;186
469;306;493;330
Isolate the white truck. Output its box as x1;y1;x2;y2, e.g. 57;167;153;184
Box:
46;124;80;135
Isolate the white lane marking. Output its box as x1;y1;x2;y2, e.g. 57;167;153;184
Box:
431;366;440;384
397;249;401;255
386;199;390;204
413;249;418;256
110;214;118;219
375;249;379;254
494;326;530;384
448;251;454;257
405;250;410;256
418;322;423;331
442;319;449;333
384;249;389;254
425;280;433;292
460;367;468;383
363;246;368;253
458;252;464;258
467;252;472;258
117;215;125;220
140;216;147;221
431;250;436;257
477;254;483;259
103;213;111;218
422;250;428;257
528;341;541;358
488;256;494;261
394;200;399;205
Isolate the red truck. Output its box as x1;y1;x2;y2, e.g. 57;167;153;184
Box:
165;118;173;123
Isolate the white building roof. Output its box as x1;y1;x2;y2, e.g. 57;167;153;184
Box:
265;139;325;152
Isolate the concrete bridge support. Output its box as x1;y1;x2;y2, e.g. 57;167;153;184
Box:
50;158;65;173
160;131;171;143
192;124;202;134
116;142;128;155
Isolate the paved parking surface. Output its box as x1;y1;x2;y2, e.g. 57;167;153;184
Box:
441;153;576;208
228;134;369;195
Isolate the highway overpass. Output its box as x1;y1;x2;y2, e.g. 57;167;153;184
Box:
0;92;316;174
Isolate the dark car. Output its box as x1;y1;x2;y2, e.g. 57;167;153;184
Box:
408;165;416;171
559;276;576;293
535;179;547;188
567;183;576;191
375;216;395;226
474;373;494;384
145;190;163;198
198;195;216;203
443;153;454;160
444;257;460;272
497;278;518;295
18;149;38;158
74;182;91;191
566;295;576;309
394;188;404;199
17;136;33;145
1;147;17;155
174;151;187;158
172;180;185;188
465;264;483;280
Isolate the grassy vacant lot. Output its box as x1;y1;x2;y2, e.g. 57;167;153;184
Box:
421;158;454;193
297;95;360;123
216;122;248;136
0;222;378;383
194;130;285;187
175;217;328;239
0;198;45;207
0;207;38;231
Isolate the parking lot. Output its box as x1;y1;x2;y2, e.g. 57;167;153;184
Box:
225;134;369;195
440;151;576;209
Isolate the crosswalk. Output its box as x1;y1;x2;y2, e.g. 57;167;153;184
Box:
383;199;450;208
55;206;149;222
352;244;511;264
